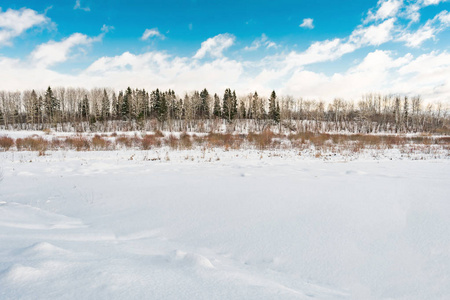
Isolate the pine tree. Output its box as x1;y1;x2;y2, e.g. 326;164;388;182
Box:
239;100;246;119
122;87;132;119
158;92;168;122
222;88;233;122
232;90;238;119
101;89;110;121
199;88;210;119
81;95;90;120
112;92;119;119
44;86;59;123
213;93;221;118
268;90;279;123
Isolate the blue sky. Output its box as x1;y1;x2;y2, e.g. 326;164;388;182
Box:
0;0;449;102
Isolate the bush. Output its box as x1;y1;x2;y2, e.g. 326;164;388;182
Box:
15;137;49;153
0;136;14;151
64;136;91;151
141;134;161;150
179;132;192;149
166;134;179;149
92;135;110;150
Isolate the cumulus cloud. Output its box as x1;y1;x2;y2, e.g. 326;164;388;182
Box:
280;50;450;102
141;28;164;40
422;0;448;5
402;0;448;22
282;18;396;69
398;10;450;47
0;8;49;46
300;18;314;29
193;33;235;59
366;0;403;23
1;1;450;104
351;18;396;46
30;33;101;68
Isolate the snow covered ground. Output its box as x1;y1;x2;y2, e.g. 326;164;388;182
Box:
0;149;449;299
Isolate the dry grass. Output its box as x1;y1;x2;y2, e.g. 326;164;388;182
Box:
92;135;111;150
141;134;161;150
0;131;448;155
64;136;91;151
16;137;48;152
179;132;193;149
0;136;14;151
166;134;179;150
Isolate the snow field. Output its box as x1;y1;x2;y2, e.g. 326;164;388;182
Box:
0;149;449;299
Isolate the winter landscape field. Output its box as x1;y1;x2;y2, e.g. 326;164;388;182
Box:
0;130;449;299
2;0;450;299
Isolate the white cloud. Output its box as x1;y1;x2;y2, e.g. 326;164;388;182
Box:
244;34;277;51
193;33;235;59
74;0;90;12
366;0;403;22
402;0;448;22
30;33;101;68
351;18;396;46
280;50;450;102
1;45;449;104
398;10;450;47
1;3;450;105
422;0;448;6
282;18;395;69
141;28;164;40
0;8;49;46
300;18;314;29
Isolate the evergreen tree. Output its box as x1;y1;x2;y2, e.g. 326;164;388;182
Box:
158;92;168;122
121;87;132;119
199;88;210;119
81;95;90;120
44;86;59;123
101;89;110;120
239;99;246;119
213;93;221;118
268;90;279;123
222;88;233;122
232;90;238;119
112;92;119;119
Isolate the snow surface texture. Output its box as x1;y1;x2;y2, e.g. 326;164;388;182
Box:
0;150;449;300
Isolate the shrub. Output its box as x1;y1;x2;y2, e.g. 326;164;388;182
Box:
179;132;192;149
154;130;165;138
92;135;110;150
116;135;133;148
16;137;48;152
141;134;161;150
166;134;179;149
0;136;14;151
64;136;91;151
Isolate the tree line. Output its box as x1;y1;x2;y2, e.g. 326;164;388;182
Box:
0;86;448;133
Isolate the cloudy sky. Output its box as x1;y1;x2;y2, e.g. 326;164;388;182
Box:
0;0;449;102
